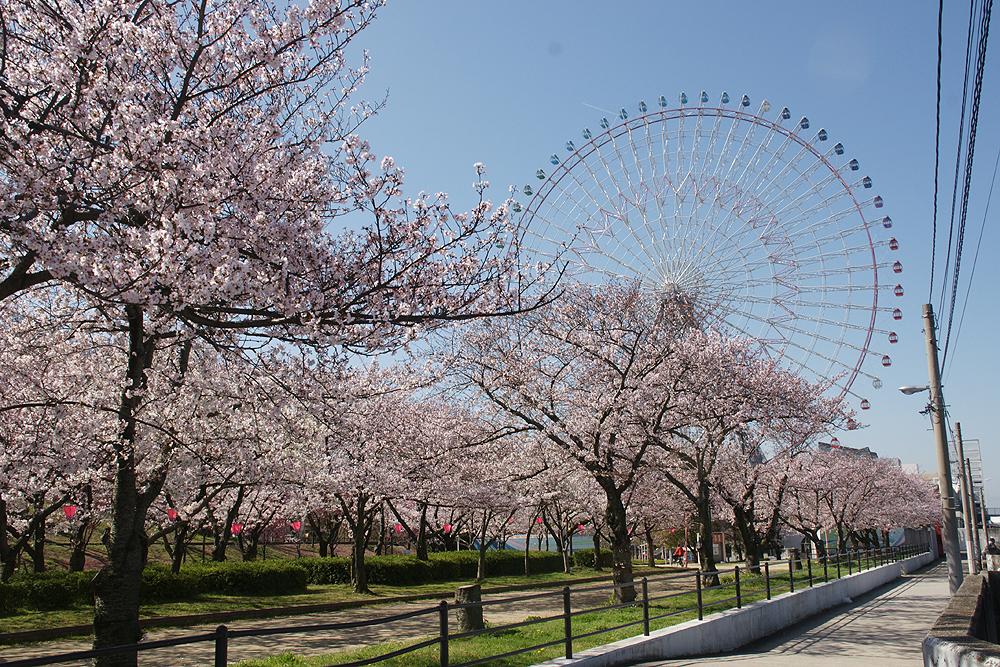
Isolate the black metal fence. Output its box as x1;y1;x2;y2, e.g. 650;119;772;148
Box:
2;545;927;667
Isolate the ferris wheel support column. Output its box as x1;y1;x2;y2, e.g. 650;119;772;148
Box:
922;303;964;594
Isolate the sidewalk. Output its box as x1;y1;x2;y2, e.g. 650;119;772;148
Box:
633;561;950;666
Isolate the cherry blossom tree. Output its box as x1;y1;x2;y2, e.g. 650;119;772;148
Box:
451;282;694;602
2;0;554;656
637;331;847;581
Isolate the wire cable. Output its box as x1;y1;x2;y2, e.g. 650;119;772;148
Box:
942;0;993;368
944;145;1000;380
930;0;945;304
938;0;980;315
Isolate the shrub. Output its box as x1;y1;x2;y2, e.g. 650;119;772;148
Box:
140;564;204;602
187;560;308;596
572;548;614;569
0;570;93;613
298;557;351;585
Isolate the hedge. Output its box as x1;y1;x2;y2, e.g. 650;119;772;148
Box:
2;549;588;614
300;550;567;585
572;548;615;569
0;561;309;615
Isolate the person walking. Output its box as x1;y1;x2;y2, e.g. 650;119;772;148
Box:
985;538;1000;571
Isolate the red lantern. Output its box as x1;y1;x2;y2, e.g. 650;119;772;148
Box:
893;284;903;297
443;524;452;534
166;508;179;521
62;505;77;520
860;399;871;410
535;517;543;524
394;523;403;534
892;260;903;274
888;331;898;344
577;524;585;533
881;355;892;367
892;308;902;321
888;237;899;251
231;523;243;535
290;520;302;532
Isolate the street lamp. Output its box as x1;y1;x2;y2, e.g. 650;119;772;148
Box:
898;385;930;396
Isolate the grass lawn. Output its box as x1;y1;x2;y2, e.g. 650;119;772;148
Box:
0;567;664;638
235;559;899;667
234;571;810;667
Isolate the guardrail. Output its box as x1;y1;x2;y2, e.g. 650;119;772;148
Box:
2;545;924;667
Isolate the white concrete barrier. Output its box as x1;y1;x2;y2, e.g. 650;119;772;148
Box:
533;550;935;667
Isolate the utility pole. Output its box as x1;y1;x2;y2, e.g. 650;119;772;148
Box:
981;488;991;544
923;303;964;593
968;457;982;568
954;423;978;574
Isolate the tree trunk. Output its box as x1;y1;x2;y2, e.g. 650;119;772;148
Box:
92;306;162;667
695;478;719;586
30;492;46;573
170;523;189;574
601;481;635;603
476;511;489;581
592;531;603;571
0;497;15;581
416;503;429;561
350;495;370;594
69;520;92;572
523;517;534;576
644;523;656;568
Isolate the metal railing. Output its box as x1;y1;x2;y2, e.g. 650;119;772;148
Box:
2;545;926;667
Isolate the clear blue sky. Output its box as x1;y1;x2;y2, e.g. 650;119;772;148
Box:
355;1;999;501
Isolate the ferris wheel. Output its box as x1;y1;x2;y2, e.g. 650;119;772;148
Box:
515;92;902;413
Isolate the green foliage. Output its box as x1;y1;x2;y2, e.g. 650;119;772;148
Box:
572;548;614;569
0;570;93;614
300;551;566;586
187;560;309;596
1;561;309;615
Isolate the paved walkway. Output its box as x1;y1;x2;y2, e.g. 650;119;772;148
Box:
0;569;698;666
634;561;950;666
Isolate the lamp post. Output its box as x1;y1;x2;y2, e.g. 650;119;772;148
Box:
897;303;964;594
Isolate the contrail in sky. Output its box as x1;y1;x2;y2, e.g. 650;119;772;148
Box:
582;102;615;115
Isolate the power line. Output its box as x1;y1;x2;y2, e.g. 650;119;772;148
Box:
937;0;979;315
944;145;1000;380
930;0;945;304
942;0;993;368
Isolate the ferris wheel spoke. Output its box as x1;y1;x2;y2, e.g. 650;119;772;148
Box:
521;97;889;406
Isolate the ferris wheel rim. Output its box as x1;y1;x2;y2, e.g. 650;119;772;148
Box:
516;100;889;406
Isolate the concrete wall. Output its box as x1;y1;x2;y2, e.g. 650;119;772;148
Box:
923;572;1000;667
534;550;935;667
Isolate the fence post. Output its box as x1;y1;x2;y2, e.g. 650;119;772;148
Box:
642;577;650;636
836;551;842;578
788;557;794;593
857;549;862;573
823;552;828;582
764;561;771;600
847;550;853;575
696;571;703;620
807;555;813;587
735;566;741;608
563;586;573;658
214;625;228;667
438;600;449;667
